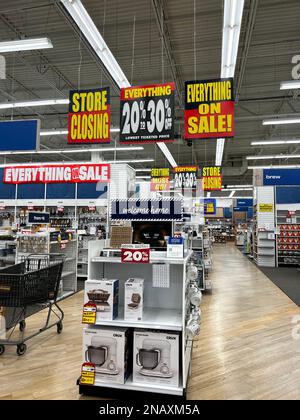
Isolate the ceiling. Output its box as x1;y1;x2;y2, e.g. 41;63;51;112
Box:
0;0;299;193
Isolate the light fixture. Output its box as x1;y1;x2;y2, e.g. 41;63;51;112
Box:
60;0;130;89
206;192;211;198
262;118;300;125
107;159;154;164
223;187;253;191
280;80;300;90
216;0;244;166
0;98;69;110
229;191;235;198
248;164;300;169
247;154;300;160
251;139;300;146
0;37;53;53
226;184;252;188
135;175;151;179
60;0;177;168
134;168;152;173
156;142;177;168
40;127;121;136
0;146;144;156
215;138;225;166
0;159;154;168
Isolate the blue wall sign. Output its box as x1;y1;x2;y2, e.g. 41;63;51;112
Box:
111;198;183;221
204;198;216;215
263;169;300;186
0;119;40;151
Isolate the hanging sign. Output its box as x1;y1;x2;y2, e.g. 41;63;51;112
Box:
204;198;217;215
0;119;40;152
111;198;183;221
150;168;170;192
28;212;50;225
68;88;110;144
121;244;150;263
184;78;234;139
174;166;198;189
202;166;222;191
3;163;110;184
120;83;175;143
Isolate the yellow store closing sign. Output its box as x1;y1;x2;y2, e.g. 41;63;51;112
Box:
259;204;273;212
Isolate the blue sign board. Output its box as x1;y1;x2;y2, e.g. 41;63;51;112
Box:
0;119;40;151
263;169;300;186
204;198;216;215
168;237;184;245
237;199;253;207
111;198;183;221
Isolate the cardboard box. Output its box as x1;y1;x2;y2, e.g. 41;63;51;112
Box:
133;329;179;387
84;279;119;321
124;278;144;321
83;326;132;384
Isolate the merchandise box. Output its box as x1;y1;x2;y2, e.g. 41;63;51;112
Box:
124;278;144;321
133;329;179;387
83;326;132;384
84;279;119;321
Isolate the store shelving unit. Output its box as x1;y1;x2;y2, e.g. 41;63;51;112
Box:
276;209;300;265
78;240;195;398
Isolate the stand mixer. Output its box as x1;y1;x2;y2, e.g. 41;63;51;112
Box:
85;336;119;375
136;338;173;378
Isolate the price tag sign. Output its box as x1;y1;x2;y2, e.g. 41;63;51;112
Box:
80;362;95;385
120;83;175;144
82;302;97;324
121;244;150;263
174;166;198;189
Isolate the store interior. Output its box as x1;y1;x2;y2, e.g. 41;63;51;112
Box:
1;0;300;401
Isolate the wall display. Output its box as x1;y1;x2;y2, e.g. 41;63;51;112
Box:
0;119;40;152
174;166;198;189
202;166;222;191
120;83;175;143
28;212;50;225
111;198;183;221
3;163;110;184
184;78;234;139
150;168;170;192
68;88;110;144
204;198;217;215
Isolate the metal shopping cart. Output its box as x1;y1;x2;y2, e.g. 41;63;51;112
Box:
0;253;65;355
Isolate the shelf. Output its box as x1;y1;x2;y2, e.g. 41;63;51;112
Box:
77;273;88;278
78;261;88;264
92;308;182;331
0;256;15;263
61;270;76;278
57;290;75;301
65;257;76;262
90;375;183;396
91;255;190;265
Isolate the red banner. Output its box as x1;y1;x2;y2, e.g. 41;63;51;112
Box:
184;78;234;139
3;163;110;184
121;247;150;263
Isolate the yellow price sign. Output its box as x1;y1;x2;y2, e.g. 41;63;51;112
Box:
259;204;273;213
80;363;95;385
82;302;97;324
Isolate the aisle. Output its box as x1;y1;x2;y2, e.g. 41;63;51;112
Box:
189;243;300;400
1;243;300;400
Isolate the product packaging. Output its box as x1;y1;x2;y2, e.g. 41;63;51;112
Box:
84;279;119;321
124;278;144;321
83;326;132;384
133;329;179;387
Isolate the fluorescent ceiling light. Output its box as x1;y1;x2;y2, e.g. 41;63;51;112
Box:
280;80;300;90
0;99;69;110
156;143;177;168
223;188;252;191
215;138;225;166
0;159;154;168
107;159;154;164
135;168;152;173
251;139;300;146
40;127;121;136
216;0;244;166
226;184;252;188
247;154;300;160
206;192;211;198
248;164;300;169
262;118;300;125
0;146;144;156
136;175;151;179
0;37;53;53
60;0;130;89
229;191;235;198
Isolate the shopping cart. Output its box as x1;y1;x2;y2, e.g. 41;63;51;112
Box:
0;253;65;355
